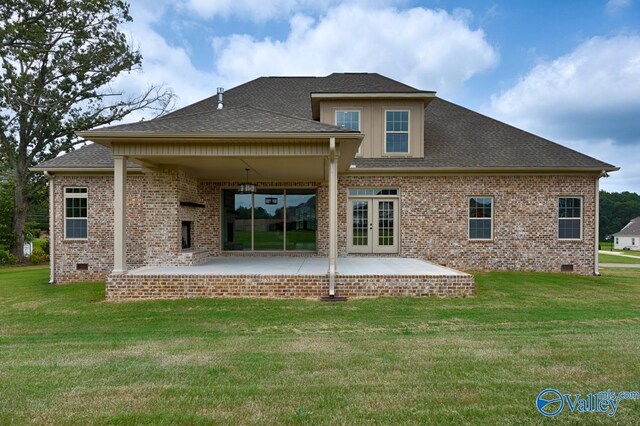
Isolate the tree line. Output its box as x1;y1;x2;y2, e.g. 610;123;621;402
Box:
600;190;640;240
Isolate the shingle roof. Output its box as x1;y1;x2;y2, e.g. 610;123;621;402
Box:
162;73;429;121
614;217;640;236
34;72;616;171
352;98;615;169
32;143;140;170
94;105;356;134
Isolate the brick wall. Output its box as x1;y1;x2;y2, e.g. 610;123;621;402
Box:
106;273;475;300
52;170;598;286
143;169;180;266
52;174;145;283
337;174;597;274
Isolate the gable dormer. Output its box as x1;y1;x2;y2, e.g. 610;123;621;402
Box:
311;83;435;159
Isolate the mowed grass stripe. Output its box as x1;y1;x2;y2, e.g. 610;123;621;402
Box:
0;266;638;424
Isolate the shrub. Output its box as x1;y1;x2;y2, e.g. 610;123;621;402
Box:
37;238;50;255
28;246;49;264
0;250;19;265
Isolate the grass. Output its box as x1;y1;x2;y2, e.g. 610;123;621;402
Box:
599;253;640;264
599;241;640;257
0;267;639;424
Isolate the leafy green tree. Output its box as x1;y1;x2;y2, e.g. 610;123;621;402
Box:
0;173;17;250
599;190;640;240
0;0;174;261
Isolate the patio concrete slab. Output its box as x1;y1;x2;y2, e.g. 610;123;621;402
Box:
128;256;466;276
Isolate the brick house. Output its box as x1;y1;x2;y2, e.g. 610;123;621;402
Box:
33;73;617;299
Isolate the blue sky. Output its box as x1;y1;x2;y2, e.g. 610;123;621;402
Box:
116;0;640;192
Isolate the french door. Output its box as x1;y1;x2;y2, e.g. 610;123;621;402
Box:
347;198;398;253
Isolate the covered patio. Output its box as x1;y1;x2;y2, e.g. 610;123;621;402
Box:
128;256;464;276
106;257;475;300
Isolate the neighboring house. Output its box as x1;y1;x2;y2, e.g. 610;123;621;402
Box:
613;217;640;250
32;73;618;299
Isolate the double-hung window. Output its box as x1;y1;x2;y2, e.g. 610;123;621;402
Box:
336;110;360;131
558;197;582;240
385;110;409;153
336;110;361;154
469;197;493;240
64;187;88;239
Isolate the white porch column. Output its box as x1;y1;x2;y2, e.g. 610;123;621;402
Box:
328;137;338;295
113;155;128;274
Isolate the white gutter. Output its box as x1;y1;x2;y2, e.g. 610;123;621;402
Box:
76;131;364;140
346;166;620;174
44;172;55;284
310;92;436;100
30;167;143;173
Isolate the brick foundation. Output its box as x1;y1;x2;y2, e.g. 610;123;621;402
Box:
106;273;475;300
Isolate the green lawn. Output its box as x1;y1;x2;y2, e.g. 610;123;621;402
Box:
599;253;640;264
0;267;639;424
599;241;640;257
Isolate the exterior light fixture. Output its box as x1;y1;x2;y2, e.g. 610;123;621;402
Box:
239;168;256;194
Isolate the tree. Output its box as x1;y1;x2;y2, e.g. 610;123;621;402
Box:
0;0;174;261
599;190;640;240
0;169;16;250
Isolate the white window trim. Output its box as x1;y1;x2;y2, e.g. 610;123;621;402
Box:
335;109;362;155
384;109;410;155
63;187;88;240
468;196;493;241
558;196;583;241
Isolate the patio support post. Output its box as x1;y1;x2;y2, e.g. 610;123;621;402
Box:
113;155;128;274
328;137;338;295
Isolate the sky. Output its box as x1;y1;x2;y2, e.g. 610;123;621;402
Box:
113;0;640;193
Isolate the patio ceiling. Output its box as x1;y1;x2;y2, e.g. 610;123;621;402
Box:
134;156;334;181
101;135;361;181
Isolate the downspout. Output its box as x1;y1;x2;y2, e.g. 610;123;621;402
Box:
44;171;55;284
594;172;603;276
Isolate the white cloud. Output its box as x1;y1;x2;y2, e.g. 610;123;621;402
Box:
490;35;640;192
102;3;497;123
108;2;218;122
491;35;640;142
562;138;640;193
211;5;497;94
605;0;632;15
184;0;400;21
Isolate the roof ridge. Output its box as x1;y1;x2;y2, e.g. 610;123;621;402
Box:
434;98;616;169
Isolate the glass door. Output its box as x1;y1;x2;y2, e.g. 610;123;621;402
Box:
348;198;398;254
348;199;373;253
373;199;398;253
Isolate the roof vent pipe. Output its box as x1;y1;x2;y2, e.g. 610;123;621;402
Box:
217;87;224;110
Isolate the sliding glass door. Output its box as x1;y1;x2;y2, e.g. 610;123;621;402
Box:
222;189;316;251
253;191;285;250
